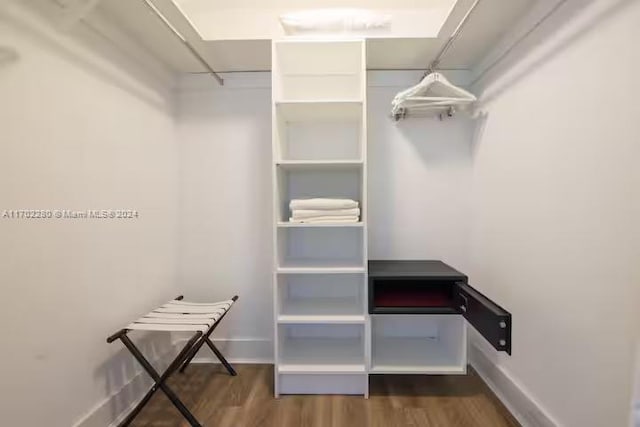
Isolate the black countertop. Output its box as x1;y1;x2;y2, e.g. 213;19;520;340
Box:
368;260;467;282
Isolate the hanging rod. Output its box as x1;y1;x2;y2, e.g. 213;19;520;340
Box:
141;0;223;85
470;0;569;85
426;0;482;75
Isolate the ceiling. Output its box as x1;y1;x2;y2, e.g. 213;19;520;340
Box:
177;0;458;9
93;0;535;73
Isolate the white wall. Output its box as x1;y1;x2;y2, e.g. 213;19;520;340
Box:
176;73;274;361
469;1;640;426
175;71;474;361
368;72;474;270
0;2;180;426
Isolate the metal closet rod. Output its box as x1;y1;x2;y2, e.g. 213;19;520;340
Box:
188;67;470;74
142;0;566;87
141;0;223;85
470;0;569;85
427;0;482;74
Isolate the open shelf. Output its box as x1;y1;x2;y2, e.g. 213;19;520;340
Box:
275;166;362;222
278;274;364;317
280;338;364;368
273;41;364;101
277;227;364;270
279;296;363;318
279;324;365;369
370;337;466;374
276;101;362;122
371;315;466;375
274;105;363;162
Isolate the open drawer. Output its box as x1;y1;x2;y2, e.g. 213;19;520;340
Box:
368;260;512;355
370;278;459;315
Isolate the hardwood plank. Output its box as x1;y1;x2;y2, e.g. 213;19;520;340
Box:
130;364;520;427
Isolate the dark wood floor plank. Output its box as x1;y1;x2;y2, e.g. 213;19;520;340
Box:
130;364;520;427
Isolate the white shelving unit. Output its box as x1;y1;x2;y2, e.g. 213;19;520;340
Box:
272;39;367;396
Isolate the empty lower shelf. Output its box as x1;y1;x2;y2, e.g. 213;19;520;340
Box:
279;297;363;319
371;337;465;375
280;337;364;368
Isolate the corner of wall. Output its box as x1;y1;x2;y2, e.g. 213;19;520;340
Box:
74;336;273;427
468;340;559;427
72;341;181;427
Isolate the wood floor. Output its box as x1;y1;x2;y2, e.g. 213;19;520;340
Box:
130;364;520;427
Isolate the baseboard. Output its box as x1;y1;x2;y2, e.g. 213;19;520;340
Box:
72;345;179;427
191;338;273;364
469;343;560;427
73;338;272;427
80;338;559;427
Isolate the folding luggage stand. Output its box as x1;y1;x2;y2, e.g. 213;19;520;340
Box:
107;295;239;427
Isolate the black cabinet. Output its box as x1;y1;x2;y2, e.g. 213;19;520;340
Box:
369;260;512;354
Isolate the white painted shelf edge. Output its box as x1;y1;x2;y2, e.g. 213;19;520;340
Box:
275;99;364;105
277;221;363;228
276;160;364;169
277;266;366;274
278;364;367;374
278;314;366;324
369;365;467;375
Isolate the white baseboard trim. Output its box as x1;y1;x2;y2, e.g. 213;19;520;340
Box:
191;338;273;364
73;338;272;427
73;346;178;427
84;338;562;427
469;343;560;427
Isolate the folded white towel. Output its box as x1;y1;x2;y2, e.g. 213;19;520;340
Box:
290;198;358;210
291;208;360;219
289;216;360;224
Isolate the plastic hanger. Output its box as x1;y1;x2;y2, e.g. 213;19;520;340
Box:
391;71;476;121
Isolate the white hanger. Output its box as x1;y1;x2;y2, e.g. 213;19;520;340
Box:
391;71;477;121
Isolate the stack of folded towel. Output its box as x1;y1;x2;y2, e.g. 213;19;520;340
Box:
289;198;360;223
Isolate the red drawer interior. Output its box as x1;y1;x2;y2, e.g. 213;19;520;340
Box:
373;281;454;308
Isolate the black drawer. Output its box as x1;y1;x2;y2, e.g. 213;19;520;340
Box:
368;260;512;354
